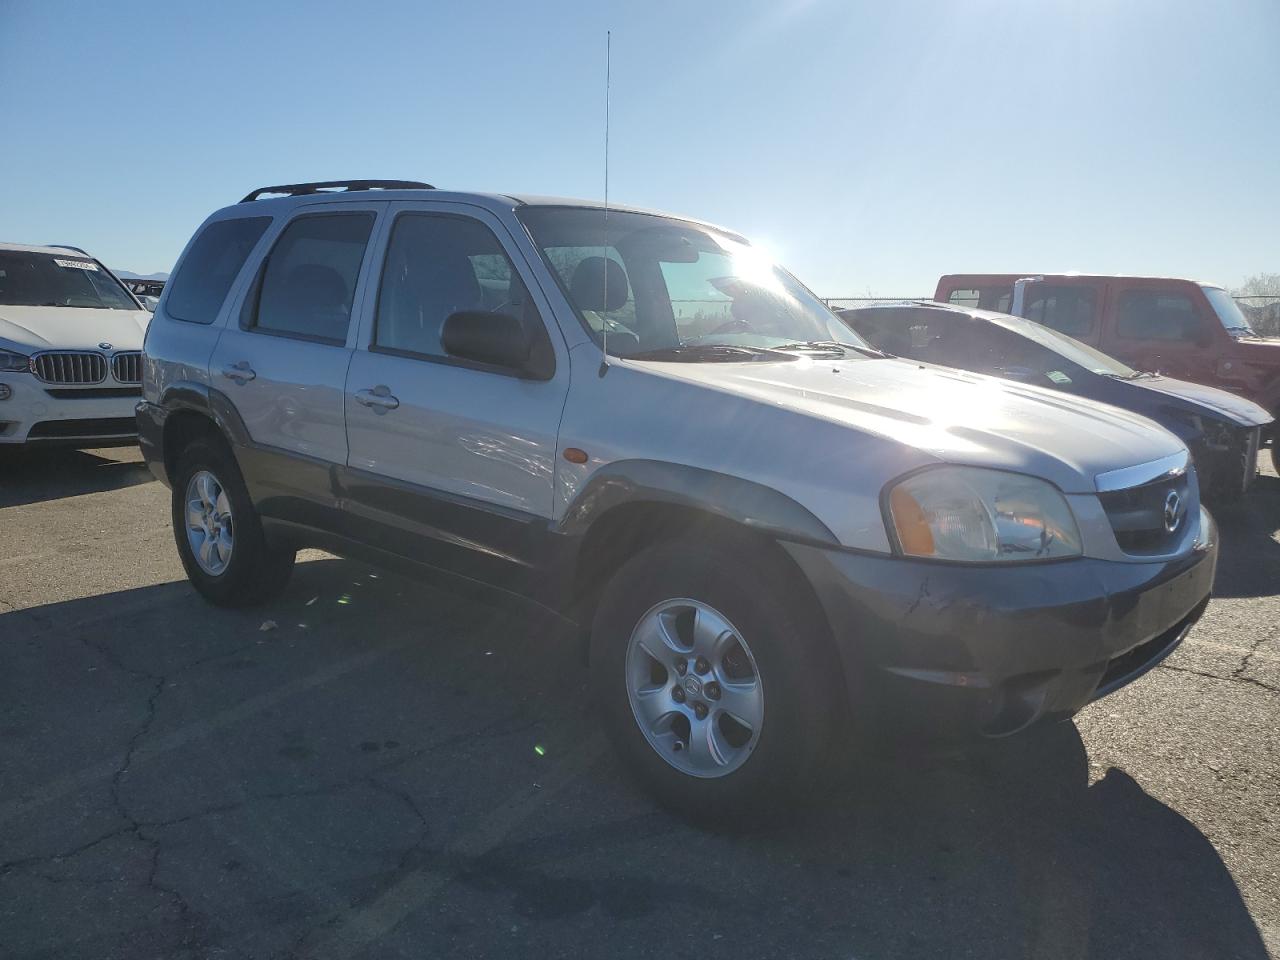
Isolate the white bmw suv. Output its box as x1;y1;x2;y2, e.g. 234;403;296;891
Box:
0;242;151;448
139;181;1217;819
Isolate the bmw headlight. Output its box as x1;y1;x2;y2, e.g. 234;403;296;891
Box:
0;349;30;373
886;466;1082;562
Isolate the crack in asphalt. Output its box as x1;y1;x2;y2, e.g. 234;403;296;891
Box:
1158;661;1279;695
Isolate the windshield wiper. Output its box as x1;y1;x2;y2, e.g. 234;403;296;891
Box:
773;340;891;359
626;343;780;362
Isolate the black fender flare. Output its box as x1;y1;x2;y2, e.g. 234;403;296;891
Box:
557;459;838;547
156;381;253;447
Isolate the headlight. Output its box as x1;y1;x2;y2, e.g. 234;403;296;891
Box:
886;466;1082;562
0;349;30;373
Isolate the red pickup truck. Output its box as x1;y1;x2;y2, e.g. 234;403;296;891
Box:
934;274;1280;471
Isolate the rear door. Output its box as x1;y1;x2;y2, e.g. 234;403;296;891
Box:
340;201;569;593
210;203;383;523
1103;281;1216;380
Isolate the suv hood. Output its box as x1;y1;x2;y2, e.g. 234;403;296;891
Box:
0;305;150;351
1131;374;1273;427
641;356;1187;494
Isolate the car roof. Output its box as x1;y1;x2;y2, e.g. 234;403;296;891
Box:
0;241;98;257
938;272;1218;287
216;186;740;236
840;300;1030;327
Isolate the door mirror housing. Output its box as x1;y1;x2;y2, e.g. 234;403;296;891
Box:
441;310;534;373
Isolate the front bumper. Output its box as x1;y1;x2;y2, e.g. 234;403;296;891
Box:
786;510;1218;739
0;375;140;446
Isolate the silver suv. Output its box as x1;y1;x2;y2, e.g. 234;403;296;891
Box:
139;180;1217;818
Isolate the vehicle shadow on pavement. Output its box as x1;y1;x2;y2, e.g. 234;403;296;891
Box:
777;724;1271;959
0;447;153;508
0;558;1268;959
1210;471;1280;599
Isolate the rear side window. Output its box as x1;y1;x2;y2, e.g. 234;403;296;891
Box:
166;217;271;324
374;213;545;363
946;286;1012;312
1116;290;1200;341
248;213;375;344
1024;285;1097;337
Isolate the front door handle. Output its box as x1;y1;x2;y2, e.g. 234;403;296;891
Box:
354;385;400;413
221;361;256;384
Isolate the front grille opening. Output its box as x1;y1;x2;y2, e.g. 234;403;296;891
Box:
26;417;137;440
31;352;107;385
111;352;142;384
44;387;141;399
1099;473;1194;556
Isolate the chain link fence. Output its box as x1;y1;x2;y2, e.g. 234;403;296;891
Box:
822;294;1280;336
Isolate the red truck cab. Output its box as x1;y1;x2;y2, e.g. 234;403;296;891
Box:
935;274;1280;468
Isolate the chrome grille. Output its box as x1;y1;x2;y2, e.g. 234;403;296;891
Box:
31;352;107;385
111;351;142;384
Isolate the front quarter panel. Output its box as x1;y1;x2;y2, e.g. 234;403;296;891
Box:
554;345;933;551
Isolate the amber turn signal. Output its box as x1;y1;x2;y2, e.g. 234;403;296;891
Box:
563;447;589;464
889;484;936;556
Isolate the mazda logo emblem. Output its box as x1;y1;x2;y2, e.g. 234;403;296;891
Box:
1163;490;1183;534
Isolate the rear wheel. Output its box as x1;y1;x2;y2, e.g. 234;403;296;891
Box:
171;438;294;606
590;538;844;822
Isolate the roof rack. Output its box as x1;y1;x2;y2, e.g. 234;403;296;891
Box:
239;180;434;203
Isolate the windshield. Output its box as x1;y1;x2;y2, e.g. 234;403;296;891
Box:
0;251;138;310
518;207;868;360
1202;285;1257;337
991;312;1137;376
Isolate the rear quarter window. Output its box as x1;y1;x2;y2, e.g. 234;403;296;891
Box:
166;217;272;324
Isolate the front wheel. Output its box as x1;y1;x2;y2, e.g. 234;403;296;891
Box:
589;539;844;822
171;439;295;607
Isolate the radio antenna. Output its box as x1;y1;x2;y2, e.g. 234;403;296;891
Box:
598;30;612;377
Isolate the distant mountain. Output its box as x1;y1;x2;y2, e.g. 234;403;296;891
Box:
114;269;169;281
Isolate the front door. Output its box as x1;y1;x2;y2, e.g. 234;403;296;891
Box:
341;202;569;593
210;205;383;522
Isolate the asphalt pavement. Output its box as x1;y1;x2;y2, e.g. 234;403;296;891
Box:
0;446;1276;959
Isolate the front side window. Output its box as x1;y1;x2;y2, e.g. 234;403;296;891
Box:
1023;285;1097;338
374;213;545;363
249;213;375;343
0;251;137;311
1115;289;1201;342
519;206;866;361
167;217;271;324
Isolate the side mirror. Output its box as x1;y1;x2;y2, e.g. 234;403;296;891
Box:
441;310;533;372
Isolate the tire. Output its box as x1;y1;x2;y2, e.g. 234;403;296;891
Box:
171;438;295;607
589;538;844;824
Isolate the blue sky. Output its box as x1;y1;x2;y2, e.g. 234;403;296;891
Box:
2;0;1277;294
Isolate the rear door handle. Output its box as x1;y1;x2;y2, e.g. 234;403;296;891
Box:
221;361;256;384
354;385;400;412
